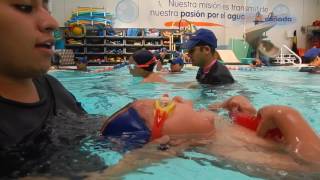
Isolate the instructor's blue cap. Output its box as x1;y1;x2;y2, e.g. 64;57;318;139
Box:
185;29;217;50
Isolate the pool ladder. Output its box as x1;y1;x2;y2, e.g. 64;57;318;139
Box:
274;45;302;66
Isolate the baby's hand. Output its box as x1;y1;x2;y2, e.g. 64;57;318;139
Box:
256;107;277;137
256;107;284;142
208;102;223;111
151;135;170;144
224;96;257;115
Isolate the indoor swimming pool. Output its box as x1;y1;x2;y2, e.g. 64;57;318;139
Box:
46;66;320;179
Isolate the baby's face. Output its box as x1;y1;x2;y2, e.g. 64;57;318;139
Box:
164;96;215;136
133;96;215;137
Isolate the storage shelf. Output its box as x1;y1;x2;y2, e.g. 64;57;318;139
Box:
86;52;106;55
65;44;85;47
125;44;143;47
144;44;163;47
143;36;165;39
86;44;105;47
66;36;85;39
86;36;105;38
105;36;125;39
105;53;124;55
125;36;144;40
105;44;124;47
64;28;182;63
307;25;320;32
74;52;86;55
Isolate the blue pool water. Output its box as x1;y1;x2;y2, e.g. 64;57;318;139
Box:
50;66;320;179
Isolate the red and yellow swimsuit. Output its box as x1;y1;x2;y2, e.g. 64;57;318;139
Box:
151;100;175;140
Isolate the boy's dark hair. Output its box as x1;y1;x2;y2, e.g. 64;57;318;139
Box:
170;57;184;66
132;50;156;72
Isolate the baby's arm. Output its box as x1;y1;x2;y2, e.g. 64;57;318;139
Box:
208;96;257;115
257;105;320;164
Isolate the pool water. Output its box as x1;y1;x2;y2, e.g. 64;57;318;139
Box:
50;66;320;179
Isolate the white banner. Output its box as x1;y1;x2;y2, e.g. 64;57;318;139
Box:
112;0;299;28
55;0;306;45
